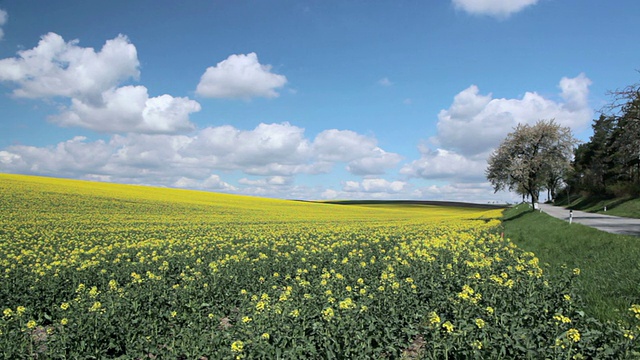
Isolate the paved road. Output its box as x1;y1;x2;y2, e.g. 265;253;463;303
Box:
538;203;640;236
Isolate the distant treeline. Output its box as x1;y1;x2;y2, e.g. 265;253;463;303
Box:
569;78;640;198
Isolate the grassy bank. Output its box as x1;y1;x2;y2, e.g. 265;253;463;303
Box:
503;204;640;323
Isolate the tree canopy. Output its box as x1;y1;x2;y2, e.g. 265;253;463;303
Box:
570;80;640;197
486;120;577;208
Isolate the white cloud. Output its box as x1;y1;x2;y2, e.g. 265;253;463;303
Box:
0;9;8;40
196;52;287;99
187;123;314;174
313;129;402;175
0;136;113;176
400;147;486;182
378;77;392;86
0;32;139;100
343;178;408;194
404;74;592;188
239;176;291;186
433;74;592;156
346;148;402;175
0;123;400;195
173;175;237;191
452;0;538;18
51;86;201;134
0;32;202;135
412;182;511;203
321;189;339;199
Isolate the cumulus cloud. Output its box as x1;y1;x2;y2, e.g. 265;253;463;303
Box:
313;129;402;175
0;9;8;40
0;123;399;195
0;136;113;176
404;74;592;185
452;0;538;18
196;53;287;99
0;32;139;100
0;32;201;134
314;178;411;200
400;147;486;182
173;175;237;191
434;73;592;156
411;182;510;203
342;178;408;193
51;86;201;134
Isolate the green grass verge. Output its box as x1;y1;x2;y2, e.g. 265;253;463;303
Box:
502;204;640;324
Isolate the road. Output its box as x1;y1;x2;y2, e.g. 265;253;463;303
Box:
538;203;640;236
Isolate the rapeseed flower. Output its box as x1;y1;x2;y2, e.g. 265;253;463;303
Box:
231;340;244;353
442;321;454;333
567;328;580;342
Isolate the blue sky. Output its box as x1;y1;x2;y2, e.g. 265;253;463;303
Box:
0;0;639;202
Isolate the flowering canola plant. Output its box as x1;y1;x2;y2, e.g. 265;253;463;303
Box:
0;174;638;359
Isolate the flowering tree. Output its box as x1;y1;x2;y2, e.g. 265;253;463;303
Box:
486;120;577;208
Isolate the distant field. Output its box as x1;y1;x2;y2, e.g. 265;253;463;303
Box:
318;199;507;210
0;174;637;359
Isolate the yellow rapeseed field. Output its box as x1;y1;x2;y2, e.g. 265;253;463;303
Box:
0;174;637;359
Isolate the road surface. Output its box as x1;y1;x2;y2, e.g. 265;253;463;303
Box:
538;203;640;236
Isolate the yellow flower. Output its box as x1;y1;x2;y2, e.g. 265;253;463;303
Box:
261;332;270;340
442;321;454;333
242;316;252;323
231;340;244;353
61;318;68;325
475;318;485;329
572;268;580;276
486;306;494;315
338;297;355;310
208;313;215;319
472;340;482;350
553;314;571;324
428;311;441;327
89;302;102;312
89;286;100;298
108;280;118;291
26;320;36;329
60;302;70;310
289;309;300;317
170;311;177;318
567;328;580;343
76;283;85;293
16;306;26;316
630;304;640;320
322;307;335;321
3;308;13;318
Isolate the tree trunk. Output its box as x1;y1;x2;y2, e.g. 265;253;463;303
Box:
530;191;538;210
